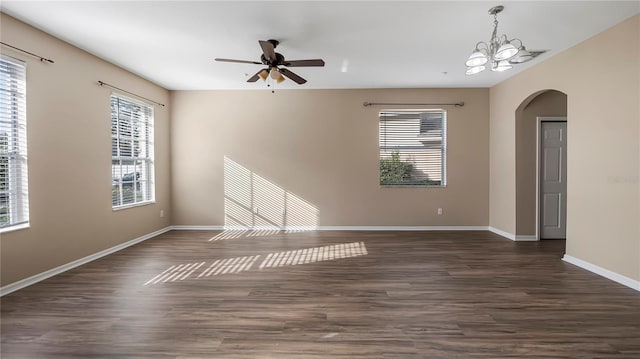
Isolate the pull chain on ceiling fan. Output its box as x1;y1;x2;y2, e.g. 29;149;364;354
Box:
215;39;325;85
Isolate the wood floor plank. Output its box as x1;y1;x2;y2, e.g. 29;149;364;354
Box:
2;230;639;358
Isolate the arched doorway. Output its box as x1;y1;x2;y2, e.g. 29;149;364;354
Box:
515;90;568;240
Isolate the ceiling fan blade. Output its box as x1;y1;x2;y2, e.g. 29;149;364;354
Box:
259;40;277;62
283;59;325;67
279;68;307;84
215;58;262;65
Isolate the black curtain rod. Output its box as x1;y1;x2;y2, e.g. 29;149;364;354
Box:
363;101;464;107
98;81;165;107
0;42;54;63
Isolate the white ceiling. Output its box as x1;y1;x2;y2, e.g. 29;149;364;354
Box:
2;1;639;90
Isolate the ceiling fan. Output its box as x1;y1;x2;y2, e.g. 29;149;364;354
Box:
215;39;325;85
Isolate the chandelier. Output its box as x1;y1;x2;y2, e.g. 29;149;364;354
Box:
465;5;534;75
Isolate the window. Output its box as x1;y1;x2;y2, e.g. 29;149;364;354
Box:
379;110;446;186
0;55;29;230
111;94;154;208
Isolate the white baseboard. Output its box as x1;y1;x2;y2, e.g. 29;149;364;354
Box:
0;226;173;297
515;235;538;241
173;225;490;232
171;225;225;231
318;226;488;231
221;225;317;232
488;228;538;241
488;226;516;240
562;254;640;292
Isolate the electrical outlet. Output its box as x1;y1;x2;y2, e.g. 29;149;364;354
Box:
160;209;164;217
437;208;443;216
254;207;259;214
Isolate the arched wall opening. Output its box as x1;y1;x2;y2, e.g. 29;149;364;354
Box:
515;89;567;239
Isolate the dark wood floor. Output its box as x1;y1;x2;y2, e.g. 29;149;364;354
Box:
2;230;639;358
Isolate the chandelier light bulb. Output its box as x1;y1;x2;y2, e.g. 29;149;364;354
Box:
491;60;512;72
510;46;533;63
465;50;489;67
494;42;518;61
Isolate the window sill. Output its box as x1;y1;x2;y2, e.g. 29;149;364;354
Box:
112;200;155;211
0;222;30;234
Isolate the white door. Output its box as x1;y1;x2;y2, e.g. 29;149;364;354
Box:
539;120;567;239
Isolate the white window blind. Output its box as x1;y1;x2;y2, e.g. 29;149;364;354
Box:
0;55;29;229
379;110;446;186
111;94;154;208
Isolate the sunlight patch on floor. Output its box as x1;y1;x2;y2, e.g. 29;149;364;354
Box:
198;255;262;277
144;261;206;286
259;242;368;269
143;242;368;286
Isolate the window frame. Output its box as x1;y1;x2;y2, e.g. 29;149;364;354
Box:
110;93;155;210
0;54;29;233
378;109;447;188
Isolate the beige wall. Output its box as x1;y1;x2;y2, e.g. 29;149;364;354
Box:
0;14;172;286
515;90;567;236
490;15;639;280
171;88;489;228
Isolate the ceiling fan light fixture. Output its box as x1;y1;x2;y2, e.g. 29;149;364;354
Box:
269;67;280;79
258;69;269;81
268;67;286;83
216;39;324;85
